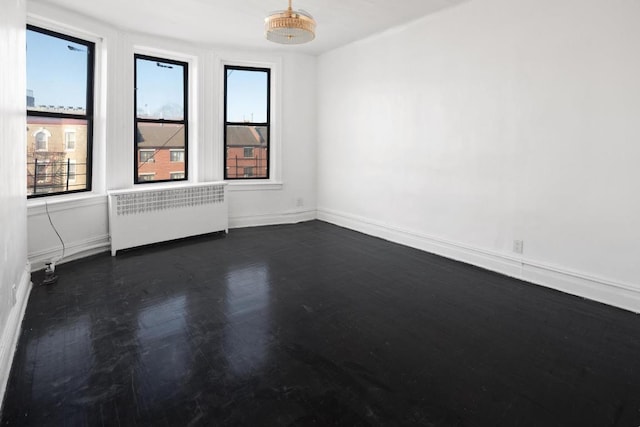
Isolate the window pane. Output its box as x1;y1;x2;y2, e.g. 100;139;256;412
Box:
26;26;93;198
27;116;89;195
65;131;76;150
139;149;155;163
26;29;89;113
136;123;185;182
225;125;268;178
136;58;185;120
68;161;77;180
226;69;268;123
170;149;185;162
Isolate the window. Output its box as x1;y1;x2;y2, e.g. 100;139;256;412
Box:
67;160;77;181
35;160;49;184
64;130;76;151
224;66;270;179
139;149;155;163
135;54;188;183
34;129;49;151
26;26;94;197
170;149;185;162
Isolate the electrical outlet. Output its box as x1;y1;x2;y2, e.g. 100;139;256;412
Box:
513;240;524;254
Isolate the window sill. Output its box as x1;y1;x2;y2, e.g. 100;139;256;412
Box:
115;181;226;194
226;181;283;192
27;192;107;216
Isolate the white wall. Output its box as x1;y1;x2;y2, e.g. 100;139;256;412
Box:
227;53;318;227
0;0;31;407
317;0;640;311
26;3;317;269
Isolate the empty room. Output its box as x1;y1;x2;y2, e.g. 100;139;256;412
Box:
1;0;639;425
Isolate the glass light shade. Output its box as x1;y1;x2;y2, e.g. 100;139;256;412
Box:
265;6;316;45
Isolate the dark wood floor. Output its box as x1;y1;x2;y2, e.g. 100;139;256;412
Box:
2;220;639;426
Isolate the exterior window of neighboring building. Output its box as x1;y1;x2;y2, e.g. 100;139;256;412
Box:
34;129;49;151
68;160;77;181
26;25;94;197
139;149;155;163
170;149;185;162
65;130;76;151
224;66;270;179
35;160;49;184
135;54;188;183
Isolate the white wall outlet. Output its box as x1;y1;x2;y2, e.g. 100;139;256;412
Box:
513;240;524;254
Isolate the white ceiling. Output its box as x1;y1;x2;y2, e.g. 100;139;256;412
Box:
30;0;468;55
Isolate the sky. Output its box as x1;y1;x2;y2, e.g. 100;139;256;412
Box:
136;57;185;120
26;29;89;109
226;69;268;123
27;28;269;123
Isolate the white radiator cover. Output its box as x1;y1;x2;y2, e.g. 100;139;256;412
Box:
107;182;228;255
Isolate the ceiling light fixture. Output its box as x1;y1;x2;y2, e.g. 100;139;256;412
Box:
265;0;316;45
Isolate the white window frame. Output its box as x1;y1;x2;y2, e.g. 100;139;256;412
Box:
64;129;76;151
34;128;50;151
169;149;185;163
35;158;50;183
139;149;155;163
217;56;282;191
133;45;197;187
26;13;107;203
138;172;155;181
67;159;77;182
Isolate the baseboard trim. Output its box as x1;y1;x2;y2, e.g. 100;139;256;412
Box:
0;263;32;410
229;209;317;229
317;208;640;314
29;234;110;272
28;208;317;268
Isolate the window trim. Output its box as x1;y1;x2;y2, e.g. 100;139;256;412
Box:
67;159;77;183
138;149;156;163
169;148;185;163
26;24;95;199
134;53;188;185
35;159;50;184
138;172;156;182
64;129;76;151
34;128;50;151
216;56;282;189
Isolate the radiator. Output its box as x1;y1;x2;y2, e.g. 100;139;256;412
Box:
107;182;228;255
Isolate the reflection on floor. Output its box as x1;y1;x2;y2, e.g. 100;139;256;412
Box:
2;220;640;426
